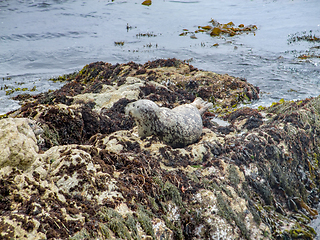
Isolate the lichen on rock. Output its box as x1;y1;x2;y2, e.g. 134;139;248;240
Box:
0;118;41;170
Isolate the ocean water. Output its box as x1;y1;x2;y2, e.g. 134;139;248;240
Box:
1;0;320;114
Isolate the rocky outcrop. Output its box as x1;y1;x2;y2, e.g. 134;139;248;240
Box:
0;118;42;170
1;59;319;239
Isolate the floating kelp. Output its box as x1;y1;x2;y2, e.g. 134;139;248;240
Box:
288;31;320;60
143;43;158;48
288;31;320;44
298;54;320;59
180;19;257;38
142;0;151;6
114;41;124;46
1;85;37;95
136;32;157;37
2;76;11;80
48;71;78;83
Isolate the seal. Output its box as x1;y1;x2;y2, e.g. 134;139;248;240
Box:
125;98;213;148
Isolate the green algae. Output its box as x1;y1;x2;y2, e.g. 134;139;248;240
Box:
292;213;311;225
250;96;320;238
188;171;200;184
148;196;159;212
2;85;36;95
248;203;261;226
202;179;233;198
125;213;141;240
228;165;240;187
49;75;68;82
299;98;320;130
69;228;91;240
163;181;183;207
49;71;78;83
216;192;250;240
270;98;286;108
149;178;184;239
241;182;261;226
313;153;319;168
191;164;203;169
0;114;8;119
257;105;266;111
221;184;233;198
43;125;60;147
163;215;183;240
285;224;316;239
99;223;112;239
98;207;132;239
137;210;155;239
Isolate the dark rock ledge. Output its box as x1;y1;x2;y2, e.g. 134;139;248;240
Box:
0;59;319;239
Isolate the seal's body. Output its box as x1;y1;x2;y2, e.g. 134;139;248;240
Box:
125;98;212;148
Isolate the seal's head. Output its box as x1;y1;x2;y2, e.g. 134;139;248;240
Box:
125;99;160;138
125;99;158;118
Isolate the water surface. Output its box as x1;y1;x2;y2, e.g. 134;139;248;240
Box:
0;0;320;114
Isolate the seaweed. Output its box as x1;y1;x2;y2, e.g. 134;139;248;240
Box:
137;210;155;239
288;31;320;44
216;192;250;239
2;59;320;239
180;19;257;38
98;207;132;239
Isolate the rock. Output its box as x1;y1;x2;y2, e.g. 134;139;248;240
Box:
0;118;40;170
1;59;319;239
73;76;145;110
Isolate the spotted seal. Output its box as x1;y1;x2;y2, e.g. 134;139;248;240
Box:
125;98;213;148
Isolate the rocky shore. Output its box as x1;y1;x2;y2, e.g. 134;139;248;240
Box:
0;59;319;239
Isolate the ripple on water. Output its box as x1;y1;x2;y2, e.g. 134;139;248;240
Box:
0;0;319;113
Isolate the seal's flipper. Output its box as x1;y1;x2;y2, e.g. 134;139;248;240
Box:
191;97;213;115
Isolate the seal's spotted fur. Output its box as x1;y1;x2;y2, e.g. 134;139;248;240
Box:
125;98;212;148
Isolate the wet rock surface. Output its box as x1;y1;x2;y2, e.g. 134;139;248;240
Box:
1;59;319;239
